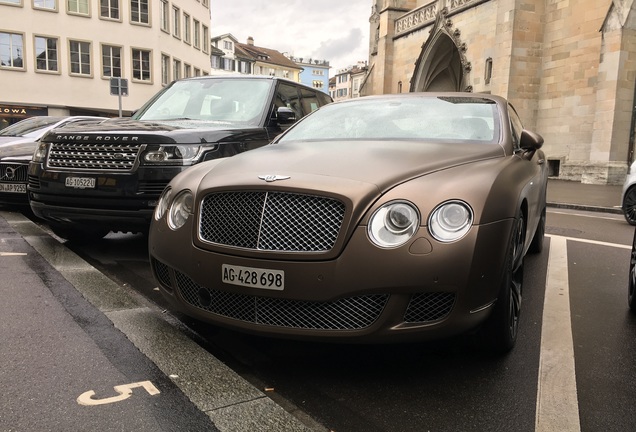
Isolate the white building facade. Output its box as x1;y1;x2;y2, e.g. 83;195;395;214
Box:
0;0;211;127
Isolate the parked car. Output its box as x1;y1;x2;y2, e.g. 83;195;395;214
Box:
0;116;107;207
27;76;332;241
621;160;636;225
148;92;548;353
629;229;636;311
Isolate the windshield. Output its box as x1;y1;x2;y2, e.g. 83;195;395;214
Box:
135;78;273;126
0;116;64;137
278;96;500;143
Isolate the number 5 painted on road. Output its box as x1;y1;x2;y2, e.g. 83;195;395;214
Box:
77;380;160;406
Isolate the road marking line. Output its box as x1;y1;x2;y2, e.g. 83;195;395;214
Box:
546;233;630;249
536;235;581;432
0;252;27;256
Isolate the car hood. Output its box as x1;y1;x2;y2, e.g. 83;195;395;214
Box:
44;117;264;144
198;140;505;193
0;141;38;159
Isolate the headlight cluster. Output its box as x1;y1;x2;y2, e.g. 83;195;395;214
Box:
154;187;193;230
33;142;48;162
368;199;473;248
143;145;213;166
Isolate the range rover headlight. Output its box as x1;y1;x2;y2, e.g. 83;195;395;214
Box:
144;145;203;165
154;187;172;221
168;190;193;230
368;201;420;248
428;200;473;242
33;142;48;162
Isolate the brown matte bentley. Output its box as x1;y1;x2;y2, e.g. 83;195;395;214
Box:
148;92;548;353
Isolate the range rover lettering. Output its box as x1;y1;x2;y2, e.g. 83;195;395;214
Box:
28;76;331;241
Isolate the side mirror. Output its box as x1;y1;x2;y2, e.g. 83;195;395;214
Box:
520;129;544;151
275;107;297;126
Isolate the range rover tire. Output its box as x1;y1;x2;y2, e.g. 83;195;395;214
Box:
49;224;110;242
479;209;525;354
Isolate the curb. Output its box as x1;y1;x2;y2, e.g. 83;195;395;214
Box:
547;202;623;215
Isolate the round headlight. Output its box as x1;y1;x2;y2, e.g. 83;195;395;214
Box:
368;201;420;248
428;201;473;242
154;187;172;221
168;190;193;230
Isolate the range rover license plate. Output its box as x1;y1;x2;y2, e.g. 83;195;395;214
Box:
65;177;96;189
0;183;26;193
222;264;284;290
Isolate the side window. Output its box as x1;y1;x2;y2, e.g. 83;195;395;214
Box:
508;104;524;149
274;84;303;119
299;88;322;114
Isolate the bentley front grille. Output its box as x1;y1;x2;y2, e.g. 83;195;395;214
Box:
0;163;28;182
404;292;456;323
199;191;346;252
47;142;142;171
174;269;388;330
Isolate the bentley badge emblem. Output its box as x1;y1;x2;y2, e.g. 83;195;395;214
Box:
258;175;290;182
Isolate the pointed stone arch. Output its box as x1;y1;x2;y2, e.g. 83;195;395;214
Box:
410;9;471;93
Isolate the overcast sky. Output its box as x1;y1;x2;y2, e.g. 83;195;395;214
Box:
210;0;372;73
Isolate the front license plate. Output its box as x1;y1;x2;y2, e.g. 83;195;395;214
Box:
0;183;26;193
222;264;284;290
65;177;96;189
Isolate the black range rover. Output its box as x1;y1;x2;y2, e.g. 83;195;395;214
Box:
28;75;331;240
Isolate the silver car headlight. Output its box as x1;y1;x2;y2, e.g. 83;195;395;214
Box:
428;200;473;242
33;142;48;162
368;201;420;248
168;190;193;230
144;145;205;166
154;187;172;221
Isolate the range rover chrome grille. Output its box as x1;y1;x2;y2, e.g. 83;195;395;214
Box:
199;191;346;252
47;142;142;171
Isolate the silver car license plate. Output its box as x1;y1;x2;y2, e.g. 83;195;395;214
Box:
65;177;96;189
0;183;26;193
222;264;284;290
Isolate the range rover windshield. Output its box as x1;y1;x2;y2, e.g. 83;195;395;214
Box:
134;78;273;126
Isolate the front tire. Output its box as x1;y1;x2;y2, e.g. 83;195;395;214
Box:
480;210;525;353
622;186;636;226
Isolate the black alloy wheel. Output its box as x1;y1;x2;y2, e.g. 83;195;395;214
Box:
622;186;636;226
629;229;636;312
480;210;525;354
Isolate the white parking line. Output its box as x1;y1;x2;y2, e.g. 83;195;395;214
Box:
536;235;581;432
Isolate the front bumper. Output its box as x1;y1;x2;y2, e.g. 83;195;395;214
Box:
149;218;514;343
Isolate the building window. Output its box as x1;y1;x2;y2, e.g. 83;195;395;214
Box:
0;32;24;69
183;13;191;44
132;48;151;82
237;61;251;74
100;0;119;19
131;0;149;24
312;80;323;89
161;53;170;85
312;69;324;76
66;0;90;15
397;81;402;93
34;36;58;72
68;41;90;76
485;57;493;84
1;0;21;5
172;58;181;81
160;0;169;32
101;44;121;77
69;40;91;75
193;19;200;49
193;67;200;77
223;41;232;50
68;0;89;15
34;0;57;10
210;55;220;69
202;25;209;53
222;58;233;71
201;0;208;7
172;6;180;39
184;63;191;78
